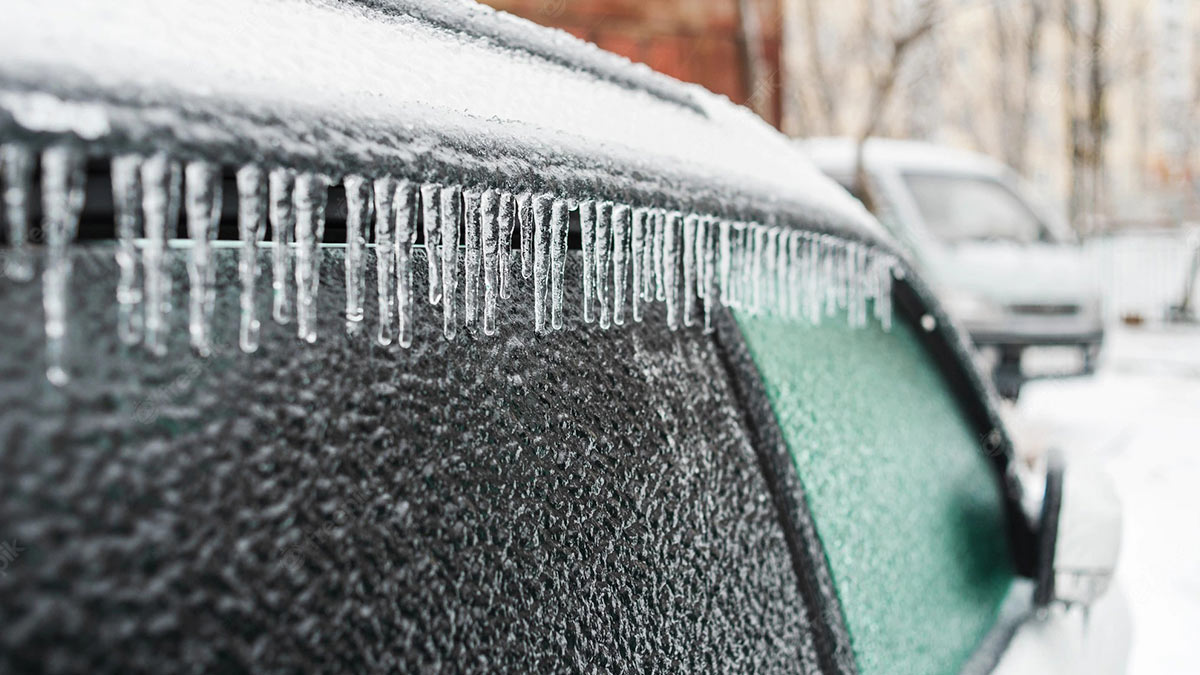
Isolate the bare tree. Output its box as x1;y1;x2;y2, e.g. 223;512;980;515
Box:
990;0;1046;175
851;0;939;213
1061;0;1110;234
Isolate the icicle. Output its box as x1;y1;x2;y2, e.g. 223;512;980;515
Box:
394;181;417;348
754;225;768;315
498;191;516;300
877;254;896;332
736;223;751;310
293;173;328;343
664;211;681;330
141;154;180;357
532;194;551;333
788;230;802;319
481;189;499;336
682;214;697;327
580;199;596;323
653;210;667;302
808;234;823;325
718;220;732;308
343;175;371;331
612;204;629;326
184;162;221;357
2;144;35;281
518;191;533;280
372;176;395;345
771;227;786;315
823;236;838;318
463;188;481;331
631;207;646;322
702;219;718;333
594;201;612;329
420;183;442;305
641;209;656;305
236;165;266;353
550;198;569;330
111;154;144;345
39;146;85;385
439;185;460;340
694;217;709;309
268;168;295;325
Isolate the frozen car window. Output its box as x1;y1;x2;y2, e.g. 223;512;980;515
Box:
903;173;1049;244
737;309;1013;675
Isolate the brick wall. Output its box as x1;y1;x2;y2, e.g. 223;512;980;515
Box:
482;0;782;127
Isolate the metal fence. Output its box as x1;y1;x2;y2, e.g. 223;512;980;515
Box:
1089;226;1200;324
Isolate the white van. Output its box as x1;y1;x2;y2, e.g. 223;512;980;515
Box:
805;137;1104;398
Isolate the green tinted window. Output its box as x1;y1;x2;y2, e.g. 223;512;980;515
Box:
736;311;1012;674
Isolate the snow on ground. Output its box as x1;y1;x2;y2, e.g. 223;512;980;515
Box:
1009;324;1200;675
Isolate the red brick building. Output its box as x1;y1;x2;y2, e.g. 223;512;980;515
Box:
482;0;783;127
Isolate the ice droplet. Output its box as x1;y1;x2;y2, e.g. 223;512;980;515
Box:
532;193;551;333
550;197;568;330
517;191;533;280
612;203;629;326
594;201;612;329
111;154;144;345
141;153;180;357
235;165;266;353
580;199;595;323
630;206;646;322
371;176;396;345
185;161;222;357
439;184;460;341
481;188;500;336
342;174;371;329
394;180;418;348
463;188;481;331
268;168;295;325
40;145;85;385
293;173;328;343
421;183;442;306
2;144;36;282
664;211;681;330
682;214;697;327
497;191;516;300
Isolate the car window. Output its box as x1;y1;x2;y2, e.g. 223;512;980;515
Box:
736;308;1014;675
903;173;1051;244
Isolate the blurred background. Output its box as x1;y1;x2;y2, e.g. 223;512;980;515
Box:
488;1;1196;672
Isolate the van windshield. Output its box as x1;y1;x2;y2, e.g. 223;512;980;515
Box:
903;173;1054;244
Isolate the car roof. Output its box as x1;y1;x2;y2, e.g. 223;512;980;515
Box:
802;137;1009;179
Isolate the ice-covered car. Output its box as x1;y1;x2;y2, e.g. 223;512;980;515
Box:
804;138;1105;399
0;1;1124;674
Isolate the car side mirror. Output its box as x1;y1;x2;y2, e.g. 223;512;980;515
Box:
1034;452;1122;607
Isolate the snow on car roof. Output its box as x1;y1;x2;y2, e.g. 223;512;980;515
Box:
0;0;887;244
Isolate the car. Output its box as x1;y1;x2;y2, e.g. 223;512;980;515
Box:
803;137;1105;399
0;1;1124;673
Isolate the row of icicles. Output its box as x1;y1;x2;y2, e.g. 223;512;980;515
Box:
1;143;901;385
